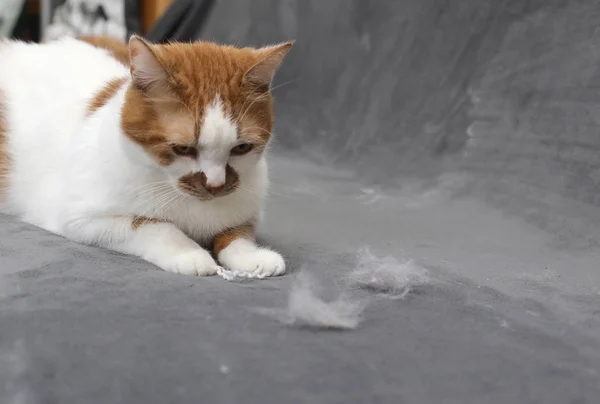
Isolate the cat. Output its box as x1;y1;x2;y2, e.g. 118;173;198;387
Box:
0;35;293;278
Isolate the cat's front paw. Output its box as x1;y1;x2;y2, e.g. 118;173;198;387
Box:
218;241;285;278
160;249;220;276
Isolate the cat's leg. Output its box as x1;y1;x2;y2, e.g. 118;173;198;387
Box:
214;223;285;278
64;216;220;276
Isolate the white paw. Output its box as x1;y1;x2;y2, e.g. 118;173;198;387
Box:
219;241;286;279
160;249;220;276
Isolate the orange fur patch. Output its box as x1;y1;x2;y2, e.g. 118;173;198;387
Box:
121;40;292;165
213;223;255;255
0;90;9;198
131;216;165;230
121;86;178;166
87;77;128;116
78;35;130;66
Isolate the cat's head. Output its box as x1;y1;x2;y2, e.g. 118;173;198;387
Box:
121;36;293;200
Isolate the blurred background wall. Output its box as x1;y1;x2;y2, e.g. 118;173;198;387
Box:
4;0;600;248
2;0;175;42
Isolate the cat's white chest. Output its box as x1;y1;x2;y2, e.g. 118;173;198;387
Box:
165;191;263;243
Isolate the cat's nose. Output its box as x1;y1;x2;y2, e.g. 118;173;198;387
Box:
205;183;225;194
200;165;226;190
203;174;226;191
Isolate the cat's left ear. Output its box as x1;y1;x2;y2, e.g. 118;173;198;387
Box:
128;35;169;92
244;41;294;92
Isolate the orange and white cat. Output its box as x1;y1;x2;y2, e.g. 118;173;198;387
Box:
0;36;293;277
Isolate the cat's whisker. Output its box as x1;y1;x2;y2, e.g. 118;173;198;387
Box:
238;93;270;124
131;187;179;217
126;189;169;208
151;191;185;216
235;78;295;126
134;186;172;199
241;127;274;137
133;190;174;208
269;78;297;94
146;187;179;208
135;198;172;219
169;193;188;214
128;180;171;192
125;182;173;199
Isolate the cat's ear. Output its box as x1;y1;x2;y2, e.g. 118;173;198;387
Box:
128;35;168;91
243;41;294;92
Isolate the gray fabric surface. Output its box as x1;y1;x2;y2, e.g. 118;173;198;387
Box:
2;0;600;403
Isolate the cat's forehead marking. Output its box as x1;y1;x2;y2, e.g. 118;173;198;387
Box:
191;95;238;188
199;95;238;148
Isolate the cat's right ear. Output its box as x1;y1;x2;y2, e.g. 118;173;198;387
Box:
128;36;169;92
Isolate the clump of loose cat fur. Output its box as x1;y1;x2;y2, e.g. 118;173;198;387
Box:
253;272;366;330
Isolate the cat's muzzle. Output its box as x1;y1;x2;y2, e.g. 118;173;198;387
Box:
177;165;240;200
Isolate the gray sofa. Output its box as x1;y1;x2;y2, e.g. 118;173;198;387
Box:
1;1;599;403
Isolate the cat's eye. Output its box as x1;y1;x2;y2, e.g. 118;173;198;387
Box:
172;145;198;157
231;143;254;155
